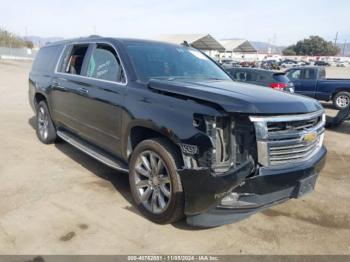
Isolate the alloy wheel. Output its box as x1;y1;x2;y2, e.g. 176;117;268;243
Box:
134;150;172;214
336;95;350;108
37;106;49;140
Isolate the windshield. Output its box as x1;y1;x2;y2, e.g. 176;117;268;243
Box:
125;42;231;82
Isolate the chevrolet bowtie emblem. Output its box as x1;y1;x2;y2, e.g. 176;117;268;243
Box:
302;132;317;143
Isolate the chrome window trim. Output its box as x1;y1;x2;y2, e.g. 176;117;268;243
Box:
54;41;128;86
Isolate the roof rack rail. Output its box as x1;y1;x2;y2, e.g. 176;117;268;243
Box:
88;35;101;38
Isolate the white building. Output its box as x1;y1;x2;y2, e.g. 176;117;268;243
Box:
219;39;257;61
156;34;225;58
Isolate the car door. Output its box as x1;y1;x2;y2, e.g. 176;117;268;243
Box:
51;43;92;134
299;68;317;97
74;42;127;157
286;69;306;95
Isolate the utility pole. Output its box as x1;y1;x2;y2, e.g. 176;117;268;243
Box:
343;39;347;56
334;32;339;45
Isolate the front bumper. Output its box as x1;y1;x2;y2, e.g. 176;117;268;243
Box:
179;146;327;227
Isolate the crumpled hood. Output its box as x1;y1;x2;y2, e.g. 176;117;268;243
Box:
148;79;323;114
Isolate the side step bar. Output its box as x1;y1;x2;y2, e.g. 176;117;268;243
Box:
57;130;129;173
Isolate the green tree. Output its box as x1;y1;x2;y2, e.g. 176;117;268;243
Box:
282;45;297;56
0;27;34;49
282;36;339;56
25;40;34;49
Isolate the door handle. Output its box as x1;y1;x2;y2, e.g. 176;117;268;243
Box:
52;81;65;90
78;87;89;94
52;81;61;88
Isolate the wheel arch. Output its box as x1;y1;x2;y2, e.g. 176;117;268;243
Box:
126;123;184;166
332;89;350;99
33;92;48;109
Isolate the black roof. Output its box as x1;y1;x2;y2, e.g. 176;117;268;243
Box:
284;66;324;71
44;36;185;48
227;67;283;74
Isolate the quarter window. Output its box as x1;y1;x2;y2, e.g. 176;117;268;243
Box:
86;44;125;83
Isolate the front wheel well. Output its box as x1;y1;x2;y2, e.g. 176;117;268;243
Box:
34;93;47;109
128;126;183;165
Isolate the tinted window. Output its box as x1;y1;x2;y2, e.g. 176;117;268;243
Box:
125;42;230;82
245;72;257;81
257;73;267;81
86;44;125;82
273;74;289;83
32;45;63;74
229;70;257;82
60;44;89;75
227;70;239;80
232;71;246;81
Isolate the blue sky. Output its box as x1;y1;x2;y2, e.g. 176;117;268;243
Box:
1;0;349;45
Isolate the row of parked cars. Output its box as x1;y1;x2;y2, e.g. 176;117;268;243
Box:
223;65;350;110
220;58;350;71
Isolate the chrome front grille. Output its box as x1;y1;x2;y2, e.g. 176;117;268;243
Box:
250;110;325;167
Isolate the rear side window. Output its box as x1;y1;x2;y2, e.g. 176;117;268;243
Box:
59;44;89;75
245;72;257;82
257;73;267;81
302;69;316;80
85;44;125;83
273;74;289;83
232;71;246;81
227;70;238;80
287;69;301;80
230;71;256;82
319;69;326;79
32;45;63;74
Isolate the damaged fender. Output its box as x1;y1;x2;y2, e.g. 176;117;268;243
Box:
178;157;255;216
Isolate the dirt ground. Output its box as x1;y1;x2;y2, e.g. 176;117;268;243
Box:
0;60;349;255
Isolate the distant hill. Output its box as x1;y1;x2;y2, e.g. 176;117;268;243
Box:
23;36;64;47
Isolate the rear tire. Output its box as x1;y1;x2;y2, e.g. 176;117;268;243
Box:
36;101;57;144
333;92;350;110
129;138;184;224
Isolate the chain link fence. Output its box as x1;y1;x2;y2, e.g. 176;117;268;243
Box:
0;46;37;60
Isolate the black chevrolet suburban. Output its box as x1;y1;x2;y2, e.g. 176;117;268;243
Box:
29;36;327;227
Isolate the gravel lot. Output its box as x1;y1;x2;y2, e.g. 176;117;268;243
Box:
0;60;349;255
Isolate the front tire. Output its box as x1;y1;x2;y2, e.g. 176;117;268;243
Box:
129;138;184;224
333;92;350;110
36;101;57;144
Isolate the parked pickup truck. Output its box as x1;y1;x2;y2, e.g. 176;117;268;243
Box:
29;37;326;227
285;66;350;109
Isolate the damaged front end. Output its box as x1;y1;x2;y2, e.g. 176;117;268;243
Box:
178;110;327;227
